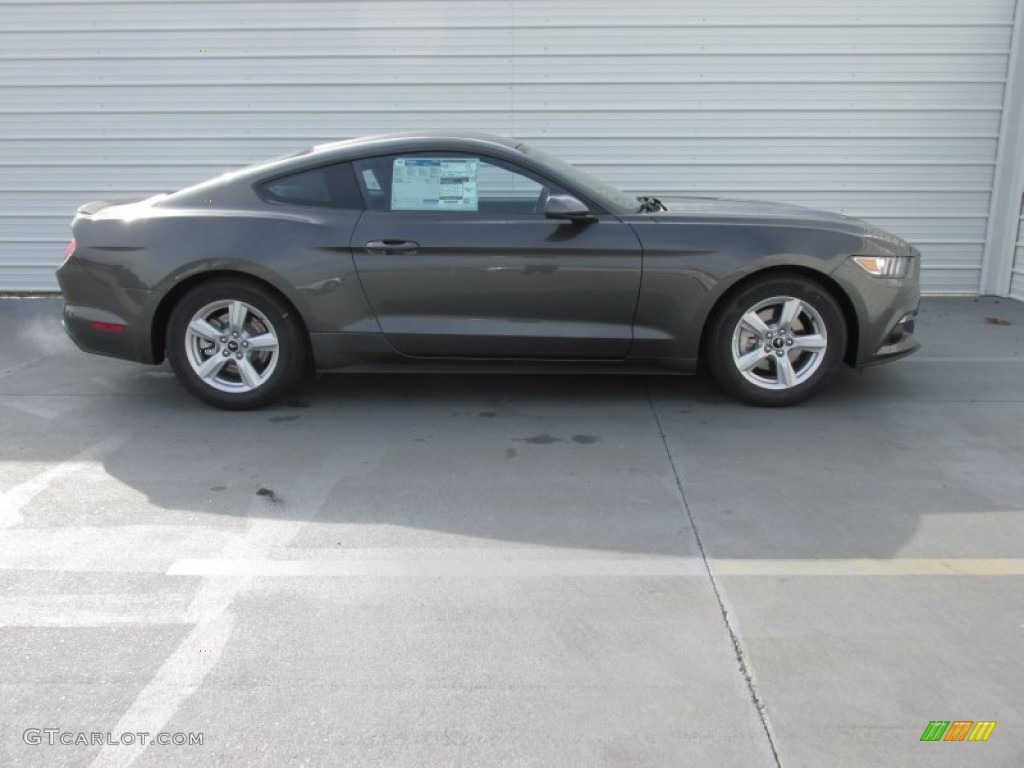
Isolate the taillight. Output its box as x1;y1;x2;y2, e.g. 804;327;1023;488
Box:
63;238;76;262
90;322;125;333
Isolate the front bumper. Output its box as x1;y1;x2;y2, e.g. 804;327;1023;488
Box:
860;308;920;365
831;253;921;367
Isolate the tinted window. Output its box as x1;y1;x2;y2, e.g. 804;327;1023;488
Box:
260;163;363;209
353;154;560;215
519;142;635;213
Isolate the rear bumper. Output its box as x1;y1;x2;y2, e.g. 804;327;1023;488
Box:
57;256;157;364
61;302;154;363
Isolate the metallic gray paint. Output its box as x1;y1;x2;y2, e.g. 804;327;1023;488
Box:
56;132;920;377
351;211;642;358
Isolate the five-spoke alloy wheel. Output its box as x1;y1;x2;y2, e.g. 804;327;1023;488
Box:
167;279;306;409
706;274;846;406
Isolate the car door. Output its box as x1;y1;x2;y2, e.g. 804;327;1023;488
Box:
349;152;643;359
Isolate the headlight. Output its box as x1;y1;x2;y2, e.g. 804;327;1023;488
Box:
851;255;911;278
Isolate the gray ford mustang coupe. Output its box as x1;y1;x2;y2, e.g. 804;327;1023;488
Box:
57;132;920;409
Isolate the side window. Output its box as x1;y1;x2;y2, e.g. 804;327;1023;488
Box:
353;154;557;215
477;161;544;206
260;163;364;209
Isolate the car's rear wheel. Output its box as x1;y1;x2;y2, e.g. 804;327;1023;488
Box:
166;279;306;410
706;274;846;406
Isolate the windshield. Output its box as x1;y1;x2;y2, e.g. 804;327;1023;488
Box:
518;143;638;213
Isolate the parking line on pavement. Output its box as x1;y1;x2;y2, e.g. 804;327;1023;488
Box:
167;557;709;577
0;430;132;529
89;478;339;768
165;557;1024;578
713;558;1024;576
905;356;1024;363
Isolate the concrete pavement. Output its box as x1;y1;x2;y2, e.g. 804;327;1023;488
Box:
0;296;1021;766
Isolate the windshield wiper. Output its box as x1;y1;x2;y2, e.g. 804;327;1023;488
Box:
636;195;666;213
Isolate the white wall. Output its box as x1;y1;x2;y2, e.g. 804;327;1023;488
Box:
0;0;1020;293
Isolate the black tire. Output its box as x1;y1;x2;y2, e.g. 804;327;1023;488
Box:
705;273;846;407
166;278;307;410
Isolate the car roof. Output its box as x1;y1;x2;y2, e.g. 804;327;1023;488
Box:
163;132;532;204
311;131;522;155
227;132;528;181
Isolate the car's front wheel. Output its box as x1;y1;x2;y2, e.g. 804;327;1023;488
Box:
166;279;307;410
706;274;846;406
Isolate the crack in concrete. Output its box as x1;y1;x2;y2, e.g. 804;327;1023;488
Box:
648;393;783;768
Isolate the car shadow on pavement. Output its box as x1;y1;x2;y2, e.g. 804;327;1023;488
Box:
2;296;1023;562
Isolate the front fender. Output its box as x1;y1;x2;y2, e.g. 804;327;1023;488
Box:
627;217;865;364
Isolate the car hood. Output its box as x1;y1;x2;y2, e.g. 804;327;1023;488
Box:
653;196;855;225
645;196;913;251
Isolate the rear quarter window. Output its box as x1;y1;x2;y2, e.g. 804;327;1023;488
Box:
259;163;364;209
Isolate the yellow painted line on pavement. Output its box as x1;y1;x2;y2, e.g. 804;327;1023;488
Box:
712;558;1024;576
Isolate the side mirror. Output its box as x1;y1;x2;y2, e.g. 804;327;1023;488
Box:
544;194;594;222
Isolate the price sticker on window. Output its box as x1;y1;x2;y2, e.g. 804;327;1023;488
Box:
391;157;478;212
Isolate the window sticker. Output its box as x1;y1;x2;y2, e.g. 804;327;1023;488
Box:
361;168;381;192
391;157;478;212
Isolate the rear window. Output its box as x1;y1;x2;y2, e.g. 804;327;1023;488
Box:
260;163;364;209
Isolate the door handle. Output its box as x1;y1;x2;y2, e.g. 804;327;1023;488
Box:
365;240;420;254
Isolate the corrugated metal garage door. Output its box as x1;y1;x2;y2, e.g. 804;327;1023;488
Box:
0;0;1018;292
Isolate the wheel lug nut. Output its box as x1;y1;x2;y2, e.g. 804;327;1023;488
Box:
232;332;238;338
222;350;230;357
242;341;249;348
235;353;243;360
219;337;226;343
766;332;772;339
764;345;771;352
775;350;784;357
786;339;793;346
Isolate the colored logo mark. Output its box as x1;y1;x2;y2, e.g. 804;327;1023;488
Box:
920;720;996;742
